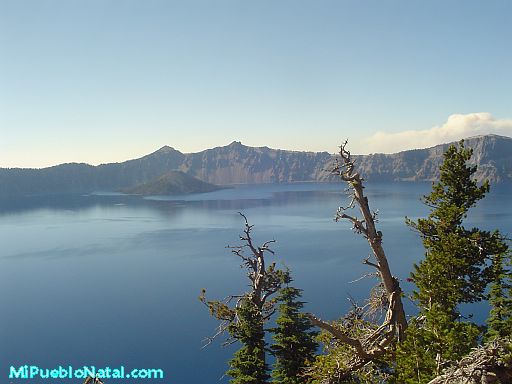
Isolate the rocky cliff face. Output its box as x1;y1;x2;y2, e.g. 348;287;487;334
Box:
0;135;510;196
352;135;512;183
179;141;331;185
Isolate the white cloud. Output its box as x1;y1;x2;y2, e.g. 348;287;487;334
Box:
362;113;512;154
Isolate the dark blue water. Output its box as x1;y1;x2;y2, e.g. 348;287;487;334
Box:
1;182;510;384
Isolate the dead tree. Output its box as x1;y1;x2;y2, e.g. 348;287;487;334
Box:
229;213;287;315
306;140;408;376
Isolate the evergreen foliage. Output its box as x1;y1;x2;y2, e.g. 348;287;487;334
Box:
407;141;492;310
227;295;270;384
486;249;512;340
397;140;509;382
270;281;318;384
395;308;481;383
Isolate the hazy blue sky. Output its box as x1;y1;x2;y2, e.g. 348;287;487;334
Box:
1;0;511;168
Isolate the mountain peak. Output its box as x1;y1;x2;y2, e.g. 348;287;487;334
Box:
145;145;183;157
156;145;177;153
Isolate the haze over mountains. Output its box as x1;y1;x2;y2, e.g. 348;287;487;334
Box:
1;134;511;196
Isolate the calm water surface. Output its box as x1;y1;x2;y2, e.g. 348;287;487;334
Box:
1;182;511;384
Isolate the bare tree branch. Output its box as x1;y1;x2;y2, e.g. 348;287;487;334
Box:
305;313;368;359
362;255;381;271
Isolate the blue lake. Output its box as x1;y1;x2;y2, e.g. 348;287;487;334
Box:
1;182;511;384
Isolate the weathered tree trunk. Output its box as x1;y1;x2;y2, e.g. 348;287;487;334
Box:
306;141;408;373
346;171;408;339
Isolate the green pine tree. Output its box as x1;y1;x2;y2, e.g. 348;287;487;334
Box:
396;140;509;382
408;141;492;310
270;282;318;384
227;295;270;384
486;248;512;340
396;305;481;383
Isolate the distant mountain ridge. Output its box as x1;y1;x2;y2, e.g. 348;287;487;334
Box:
351;134;512;183
1;134;511;196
